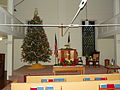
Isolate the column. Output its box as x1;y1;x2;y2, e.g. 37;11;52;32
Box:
7;0;14;14
113;0;120;68
7;35;13;80
114;0;120;73
113;0;119;15
114;34;120;66
7;0;14;80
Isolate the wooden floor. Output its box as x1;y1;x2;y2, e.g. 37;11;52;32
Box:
1;65;116;90
8;65;108;83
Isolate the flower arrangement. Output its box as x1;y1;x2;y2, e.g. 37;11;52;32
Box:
60;58;78;66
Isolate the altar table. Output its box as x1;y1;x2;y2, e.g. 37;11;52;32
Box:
53;66;85;75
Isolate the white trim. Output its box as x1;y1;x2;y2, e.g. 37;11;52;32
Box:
1;23;120;27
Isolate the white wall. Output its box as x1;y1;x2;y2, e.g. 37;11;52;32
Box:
13;39;24;69
97;39;115;65
14;0;114;24
1;0;113;69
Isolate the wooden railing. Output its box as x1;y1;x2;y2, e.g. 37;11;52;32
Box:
98;13;120;39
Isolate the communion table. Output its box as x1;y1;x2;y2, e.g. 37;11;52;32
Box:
53;65;85;75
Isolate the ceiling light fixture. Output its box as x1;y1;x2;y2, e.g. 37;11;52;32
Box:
85;3;89;25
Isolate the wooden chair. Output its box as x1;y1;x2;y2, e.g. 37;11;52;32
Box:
92;52;100;66
88;51;100;66
104;59;110;66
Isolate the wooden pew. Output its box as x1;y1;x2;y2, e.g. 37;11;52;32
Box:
26;74;120;83
11;80;120;90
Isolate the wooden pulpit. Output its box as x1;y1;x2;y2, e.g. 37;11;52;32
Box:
58;49;78;61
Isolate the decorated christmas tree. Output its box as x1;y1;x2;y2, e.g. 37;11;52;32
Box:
21;8;52;69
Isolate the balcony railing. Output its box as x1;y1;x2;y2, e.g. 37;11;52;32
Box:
0;6;25;38
98;13;120;39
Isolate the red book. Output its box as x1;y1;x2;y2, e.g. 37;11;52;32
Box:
101;77;107;80
30;87;37;90
107;84;114;88
48;79;53;82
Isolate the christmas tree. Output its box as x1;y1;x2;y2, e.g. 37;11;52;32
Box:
21;9;52;66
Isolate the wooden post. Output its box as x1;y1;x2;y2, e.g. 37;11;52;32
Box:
59;23;66;37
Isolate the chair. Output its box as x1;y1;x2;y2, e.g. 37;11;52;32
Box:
104;59;110;66
77;57;83;65
92;51;100;66
87;51;100;66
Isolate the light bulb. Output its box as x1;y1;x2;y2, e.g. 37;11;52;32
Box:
0;37;2;40
85;20;89;25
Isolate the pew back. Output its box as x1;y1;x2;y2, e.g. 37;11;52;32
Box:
26;74;120;83
11;80;120;90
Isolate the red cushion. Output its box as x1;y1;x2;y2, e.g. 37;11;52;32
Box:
48;79;54;82
107;84;114;88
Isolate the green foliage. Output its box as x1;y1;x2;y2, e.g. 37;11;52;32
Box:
21;15;52;64
62;58;74;65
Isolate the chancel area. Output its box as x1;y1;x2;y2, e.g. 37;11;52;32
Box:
0;0;120;90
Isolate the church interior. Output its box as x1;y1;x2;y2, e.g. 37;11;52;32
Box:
0;0;120;90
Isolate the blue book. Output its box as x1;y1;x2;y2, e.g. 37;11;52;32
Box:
84;78;90;81
37;86;44;90
95;77;101;80
54;78;65;82
41;79;48;82
59;78;65;81
46;86;54;90
54;78;59;82
115;84;120;88
100;84;107;88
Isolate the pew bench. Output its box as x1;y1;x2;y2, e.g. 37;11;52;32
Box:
25;74;120;83
11;80;120;90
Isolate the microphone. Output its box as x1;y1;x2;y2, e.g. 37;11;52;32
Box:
71;0;88;24
63;0;88;36
79;0;88;10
